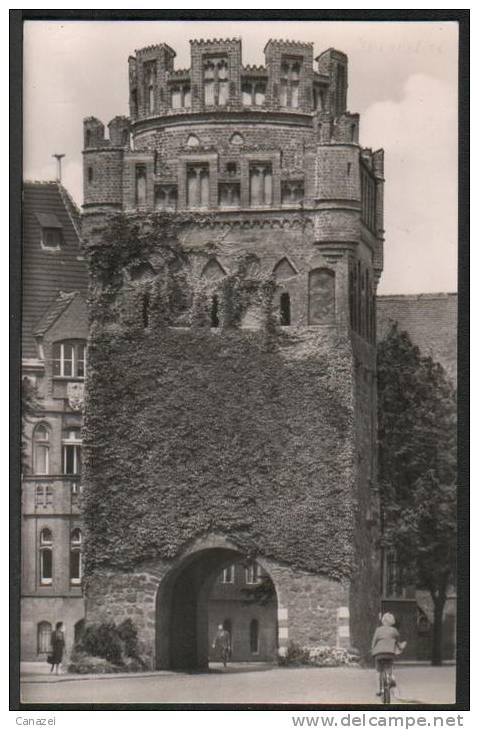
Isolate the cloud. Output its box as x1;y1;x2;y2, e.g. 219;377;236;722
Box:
361;74;457;294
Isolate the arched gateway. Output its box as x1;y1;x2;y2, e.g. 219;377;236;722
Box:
155;539;278;669
82;36;385;668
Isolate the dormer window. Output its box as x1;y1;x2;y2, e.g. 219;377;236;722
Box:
42;228;62;249
52;340;86;379
36;213;63;250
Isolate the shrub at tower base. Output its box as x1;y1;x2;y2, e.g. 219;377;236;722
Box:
82;213;376;658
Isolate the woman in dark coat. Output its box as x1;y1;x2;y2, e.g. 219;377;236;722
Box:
50;621;65;674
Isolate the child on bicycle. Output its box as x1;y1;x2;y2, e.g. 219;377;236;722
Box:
371;612;406;697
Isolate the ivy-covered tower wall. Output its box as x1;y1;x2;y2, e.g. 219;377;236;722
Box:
82;38;384;668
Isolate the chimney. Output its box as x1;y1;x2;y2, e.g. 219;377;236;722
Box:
52;153;65;182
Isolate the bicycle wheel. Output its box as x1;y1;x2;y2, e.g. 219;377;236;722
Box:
383;681;391;704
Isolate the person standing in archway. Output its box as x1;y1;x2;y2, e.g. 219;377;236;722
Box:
213;624;231;668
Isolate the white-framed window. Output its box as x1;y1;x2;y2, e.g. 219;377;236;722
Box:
35;483;53;507
33;424;50;475
52;340;86;378
70;528;82;584
220;565;235;584
37;621;52;654
245;561;262;584
62;429;82;475
39;528;53;585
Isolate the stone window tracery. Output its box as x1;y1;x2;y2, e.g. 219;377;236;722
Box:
280;58;302;108
143;61;156;114
187;164;209;208
219;182;240;208
170;83;191;109
241;79;266;106
249;163;272;207
281;180;304;206
155;184;177;211
203;56;229;106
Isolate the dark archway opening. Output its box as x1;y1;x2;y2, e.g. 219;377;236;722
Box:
280;292;291;326
155;547;278;671
211;295;219;328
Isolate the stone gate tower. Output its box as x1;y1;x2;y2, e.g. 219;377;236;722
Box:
82;37;385;670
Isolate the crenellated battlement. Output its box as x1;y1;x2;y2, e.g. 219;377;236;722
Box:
190;37;240;46
125;37;350;122
83;116;130;149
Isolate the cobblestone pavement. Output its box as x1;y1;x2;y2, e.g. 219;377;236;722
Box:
20;664;456;706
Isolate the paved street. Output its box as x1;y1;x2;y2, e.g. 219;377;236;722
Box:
20;664;456;705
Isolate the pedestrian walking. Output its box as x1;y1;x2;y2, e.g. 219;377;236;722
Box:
48;621;66;675
212;623;231;668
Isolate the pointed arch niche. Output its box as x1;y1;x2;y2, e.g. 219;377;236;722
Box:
308;268;335;325
273;257;297;281
201;258;227;283
201;258;226;328
229;132;244;146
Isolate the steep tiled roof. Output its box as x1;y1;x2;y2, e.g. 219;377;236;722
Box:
34;291;79;337
22;181;88;359
377;293;457;384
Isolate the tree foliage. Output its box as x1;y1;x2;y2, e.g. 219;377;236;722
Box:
377;324;456;664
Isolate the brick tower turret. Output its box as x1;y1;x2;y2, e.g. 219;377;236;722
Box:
82;37;385;670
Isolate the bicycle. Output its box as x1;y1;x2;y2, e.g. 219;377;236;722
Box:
377;656;395;704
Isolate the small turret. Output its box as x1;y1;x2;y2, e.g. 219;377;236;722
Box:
129;44;177;120
108;116;131;148
316;49;348;117
84;117;106;149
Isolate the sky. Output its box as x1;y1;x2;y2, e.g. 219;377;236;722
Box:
23;20;459;295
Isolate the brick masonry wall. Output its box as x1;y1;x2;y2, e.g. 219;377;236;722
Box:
85;553;353;669
83;149;124;207
376;293;457;384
